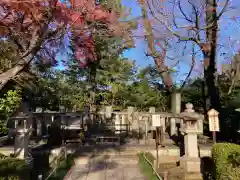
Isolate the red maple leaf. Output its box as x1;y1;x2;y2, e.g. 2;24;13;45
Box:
0;0;133;89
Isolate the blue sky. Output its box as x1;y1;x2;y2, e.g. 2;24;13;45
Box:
57;0;240;83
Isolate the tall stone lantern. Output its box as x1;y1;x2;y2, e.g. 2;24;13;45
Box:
11;113;32;159
179;103;204;177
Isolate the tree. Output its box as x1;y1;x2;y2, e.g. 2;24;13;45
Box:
141;0;236;110
138;1;173;89
0;0;136;91
64;33;136;110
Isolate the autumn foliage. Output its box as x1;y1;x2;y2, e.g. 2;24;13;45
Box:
0;0;131;67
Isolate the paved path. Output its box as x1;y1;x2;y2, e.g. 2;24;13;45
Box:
65;155;145;180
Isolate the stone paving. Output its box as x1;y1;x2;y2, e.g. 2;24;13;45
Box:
65;155;146;180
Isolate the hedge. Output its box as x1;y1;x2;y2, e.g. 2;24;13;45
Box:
212;143;240;180
0;153;30;180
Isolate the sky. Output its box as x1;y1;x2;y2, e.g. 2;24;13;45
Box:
120;0;240;83
56;0;240;83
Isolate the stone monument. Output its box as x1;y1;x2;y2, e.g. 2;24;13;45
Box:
171;91;181;135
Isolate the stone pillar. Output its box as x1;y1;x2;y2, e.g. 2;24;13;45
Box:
115;114;120;134
184;133;198;158
160;117;166;131
127;106;135;121
145;119;148;143
127;106;135;131
170;91;181;135
105;106;112;119
121;114;127;132
149;107;156;113
83;105;90;126
197;119;203;133
51;115;54;122
28;117;33;129
37;118;42;137
14;120;18;128
180;119;184;135
170;118;176;136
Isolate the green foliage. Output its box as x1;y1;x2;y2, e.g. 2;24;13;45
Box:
0;90;21;135
0;90;21;118
27;24;168;112
212;143;240;180
0;154;30;180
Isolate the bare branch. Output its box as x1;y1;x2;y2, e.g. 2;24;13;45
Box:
180;43;196;90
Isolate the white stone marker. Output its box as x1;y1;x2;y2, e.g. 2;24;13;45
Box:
105;106;112;119
115;114;121;134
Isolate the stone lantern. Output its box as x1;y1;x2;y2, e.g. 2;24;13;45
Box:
179;103;204;177
11;114;32;159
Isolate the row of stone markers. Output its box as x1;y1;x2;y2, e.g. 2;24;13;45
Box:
104;104;204;177
103;105;186;140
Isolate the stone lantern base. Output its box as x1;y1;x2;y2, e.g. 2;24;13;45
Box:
180;155;201;172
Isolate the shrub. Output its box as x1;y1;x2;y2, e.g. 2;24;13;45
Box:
212;143;240;180
0;90;21;136
0;153;30;180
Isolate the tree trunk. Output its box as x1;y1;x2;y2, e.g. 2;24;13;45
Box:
140;1;173;89
0;65;24;89
88;62;98;113
0;54;34;91
204;0;221;111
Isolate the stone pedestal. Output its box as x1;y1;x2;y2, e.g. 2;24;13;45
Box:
180;156;201;173
180;132;201;173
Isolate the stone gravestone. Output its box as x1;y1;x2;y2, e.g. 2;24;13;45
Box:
170;91;181;135
152;114;165;146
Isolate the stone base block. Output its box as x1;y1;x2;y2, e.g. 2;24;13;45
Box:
184;173;203;180
180;156;201;173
